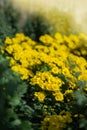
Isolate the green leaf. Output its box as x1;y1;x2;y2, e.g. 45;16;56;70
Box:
8;96;21;106
74;71;82;78
19;121;33;130
11;119;21;126
79;118;87;128
76;80;86;90
74;91;87;105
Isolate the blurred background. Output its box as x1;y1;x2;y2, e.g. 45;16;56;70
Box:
0;0;87;43
11;0;87;33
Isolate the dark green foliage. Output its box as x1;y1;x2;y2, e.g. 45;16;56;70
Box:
4;5;22;33
0;2;22;44
0;54;34;130
0;11;13;44
23;14;53;41
67;85;87;130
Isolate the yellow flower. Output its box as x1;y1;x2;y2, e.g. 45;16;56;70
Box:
64;89;73;95
39;34;53;45
5;37;12;45
79;33;87;40
5;46;13;54
69;34;79;44
34;92;46;102
53;91;64;101
51;66;60;74
15;33;25;41
54;32;64;43
42;111;72;130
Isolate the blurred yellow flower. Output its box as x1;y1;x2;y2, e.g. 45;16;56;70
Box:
53;91;64;101
34;92;46;102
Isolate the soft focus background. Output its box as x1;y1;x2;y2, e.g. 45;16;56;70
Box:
11;0;87;33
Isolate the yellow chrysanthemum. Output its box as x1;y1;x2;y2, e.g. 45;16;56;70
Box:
34;92;46;102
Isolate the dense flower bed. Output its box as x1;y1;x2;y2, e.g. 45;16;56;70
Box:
1;33;87;129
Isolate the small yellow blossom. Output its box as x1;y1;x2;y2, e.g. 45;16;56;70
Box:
5;37;12;45
34;92;46;102
53;91;64;101
54;32;64;43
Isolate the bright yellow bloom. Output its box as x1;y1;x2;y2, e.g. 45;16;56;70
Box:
54;32;64;43
39;34;54;45
5;37;12;45
34;92;46;102
53;91;64;101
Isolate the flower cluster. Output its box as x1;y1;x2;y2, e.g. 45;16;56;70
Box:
1;32;87;129
42;110;72;130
